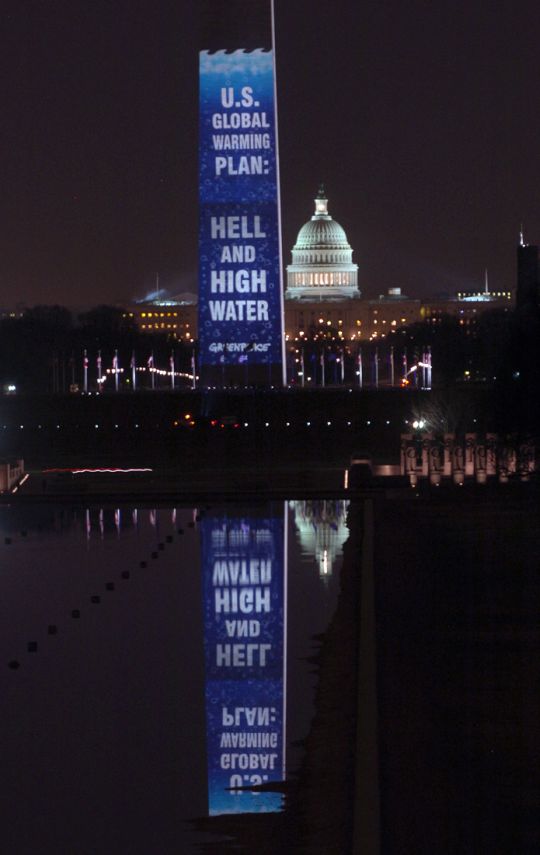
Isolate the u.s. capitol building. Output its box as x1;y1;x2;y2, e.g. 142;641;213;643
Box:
124;187;513;342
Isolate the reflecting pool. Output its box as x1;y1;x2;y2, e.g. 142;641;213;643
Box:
1;500;348;853
4;490;538;854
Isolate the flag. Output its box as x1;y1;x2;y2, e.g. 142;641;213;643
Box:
169;352;175;371
83;350;89;369
130;350;137;391
112;350;118;370
147;352;154;369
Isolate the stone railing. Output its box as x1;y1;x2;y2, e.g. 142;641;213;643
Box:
400;433;536;485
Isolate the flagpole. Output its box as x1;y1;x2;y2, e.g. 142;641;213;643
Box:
222;344;226;388
149;352;155;390
170;351;175;390
191;348;196;390
112;350;118;392
131;351;136;390
97;349;102;390
390;346;395;387
83;349;88;393
358;348;363;389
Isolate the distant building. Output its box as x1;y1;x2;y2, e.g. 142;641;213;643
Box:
516;233;539;311
417;271;513;333
457;270;512;303
122;291;197;341
123;189;515;343
362;288;422;341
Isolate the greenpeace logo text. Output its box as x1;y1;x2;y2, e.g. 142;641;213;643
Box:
209;342;270;353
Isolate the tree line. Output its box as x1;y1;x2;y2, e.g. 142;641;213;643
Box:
1;303;539;428
0;305;195;393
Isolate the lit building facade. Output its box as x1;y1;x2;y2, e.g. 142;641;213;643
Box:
125;283;513;345
123;293;197;341
122;190;515;344
286;187;359;300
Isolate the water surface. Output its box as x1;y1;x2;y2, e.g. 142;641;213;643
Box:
1;500;348;854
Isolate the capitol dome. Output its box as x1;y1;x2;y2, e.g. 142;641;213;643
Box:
286;186;359;300
295;212;350;251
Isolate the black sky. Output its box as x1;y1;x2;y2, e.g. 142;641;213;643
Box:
2;0;540;308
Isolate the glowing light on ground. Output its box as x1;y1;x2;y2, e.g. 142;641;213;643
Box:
42;468;153;475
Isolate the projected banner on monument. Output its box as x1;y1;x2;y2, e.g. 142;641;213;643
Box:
199;1;284;384
201;509;286;815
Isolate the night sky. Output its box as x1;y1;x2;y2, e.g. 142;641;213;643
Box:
2;0;540;309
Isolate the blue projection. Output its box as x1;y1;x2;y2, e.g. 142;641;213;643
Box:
201;511;286;815
198;48;284;375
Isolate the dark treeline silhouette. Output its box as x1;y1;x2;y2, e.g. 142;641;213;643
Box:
1;304;539;434
287;307;538;391
0;305;195;393
402;305;540;432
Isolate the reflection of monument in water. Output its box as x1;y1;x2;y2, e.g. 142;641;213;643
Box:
200;505;287;815
290;500;349;579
